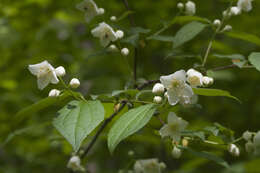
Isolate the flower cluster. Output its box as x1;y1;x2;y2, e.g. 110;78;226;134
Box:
152;69;213;106
217;0;254;33
77;0;129;55
28;60;80;97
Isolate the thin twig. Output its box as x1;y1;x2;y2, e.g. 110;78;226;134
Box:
122;0;138;88
80;100;127;159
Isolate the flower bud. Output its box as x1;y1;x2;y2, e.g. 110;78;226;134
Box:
48;89;61;97
55;66;66;77
110;16;117;21
222;25;232;32
152;83;165;94
243;131;252;141
213;19;221;27
172;146;182;159
177;2;184;10
128;150;134;156
228;144;240;157
187;68;203;87
67;156;85;172
108;44;118;52
230;6;241;16
121;48;129;56
116;30;124;39
98;8;105;15
70;78;80;88
185;1;196;16
202;76;214;86
153;96;162;104
182;138;189;147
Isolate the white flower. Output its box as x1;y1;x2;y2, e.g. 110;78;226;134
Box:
110;16;117;21
230;6;241;16
152;83;165;94
185;1;196;16
213;19;221;27
67;156;85;172
159;112;188;142
98;8;105;15
222;25;232;32
70;78;80;88
28;60;59;90
48;89;61;97
228;144;240;157
121;48;129;56
108;44;118;52
116;30;124;39
172;146;182;159
153;96;162;104
160;70;194;106
133;158;166;173
55;66;66;77
237;0;253;12
243;131;252;141
91;22;117;47
202;76;214;86
187;68;203;87
76;0;102;23
177;2;184;10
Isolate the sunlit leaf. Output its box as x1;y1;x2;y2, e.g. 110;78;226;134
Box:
53;100;105;152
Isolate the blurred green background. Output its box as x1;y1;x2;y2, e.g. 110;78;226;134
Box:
1;0;260;172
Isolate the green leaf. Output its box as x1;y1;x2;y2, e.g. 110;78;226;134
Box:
226;31;260;47
173;21;207;48
53;100;105;152
108;104;156;153
213;54;245;60
182;147;230;168
193;88;239;102
249;52;260;71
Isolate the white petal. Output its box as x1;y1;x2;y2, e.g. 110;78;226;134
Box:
166;89;179;106
159;125;171;138
37;75;51;90
172;70;187;82
181;84;194;98
28;60;49;76
50;71;59;84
